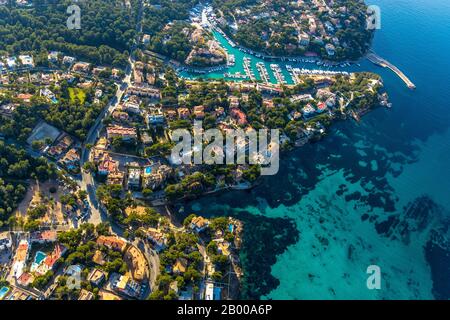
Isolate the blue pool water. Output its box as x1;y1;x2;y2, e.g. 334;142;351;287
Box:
0;286;9;299
34;251;47;265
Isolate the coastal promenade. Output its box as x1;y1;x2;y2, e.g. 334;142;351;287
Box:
367;51;416;89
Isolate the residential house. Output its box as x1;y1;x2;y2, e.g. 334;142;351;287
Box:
88;268;107;287
316;102;328;113
123;101;141;114
72;62;91;73
193;105;205;119
59;148;80;171
230;108;247;126
142;34;151;45
78;289;95;300
124;245;148;281
173;258;188;274
48;51;60;63
97;236;127;252
127;166;141;189
19;55;34;68
147;108;165;126
114;275;141;298
190;216;209;233
302;104;316;118
204;281;221;300
35;243;67;275
112;110;130;122
127;86;161;99
145;228;167;252
106;126;137;141
6;57;17;69
30;230;57;244
92;250;106;266
12;239;29;279
62;56;76;65
177;107;190;120
298;32;310;47
98;154;118;175
16;93;33;102
107;169;125;186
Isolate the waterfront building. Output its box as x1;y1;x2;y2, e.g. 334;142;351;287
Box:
190;216;209;233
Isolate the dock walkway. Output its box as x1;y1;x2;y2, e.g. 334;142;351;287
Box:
367;51;416;89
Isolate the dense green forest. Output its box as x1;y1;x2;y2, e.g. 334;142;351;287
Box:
0;141;57;227
142;0;199;37
0;78;116;141
0;0;139;67
148;22;194;62
142;0;199;61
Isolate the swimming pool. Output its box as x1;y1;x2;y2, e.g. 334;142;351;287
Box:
30;251;47;272
145;167;152;175
0;286;10;300
34;251;47;265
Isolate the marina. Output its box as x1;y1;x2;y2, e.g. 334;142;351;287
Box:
180;22;360;85
181;5;417;93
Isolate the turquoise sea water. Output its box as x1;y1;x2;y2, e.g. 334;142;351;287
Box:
181;0;450;299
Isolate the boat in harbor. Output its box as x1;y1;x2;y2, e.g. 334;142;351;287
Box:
256;62;270;83
224;71;248;80
243;57;256;81
227;54;235;67
270;63;287;85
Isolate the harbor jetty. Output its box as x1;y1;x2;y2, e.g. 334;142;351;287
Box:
367;51;416;89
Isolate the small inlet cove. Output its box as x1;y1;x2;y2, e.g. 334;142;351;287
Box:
178;0;450;300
